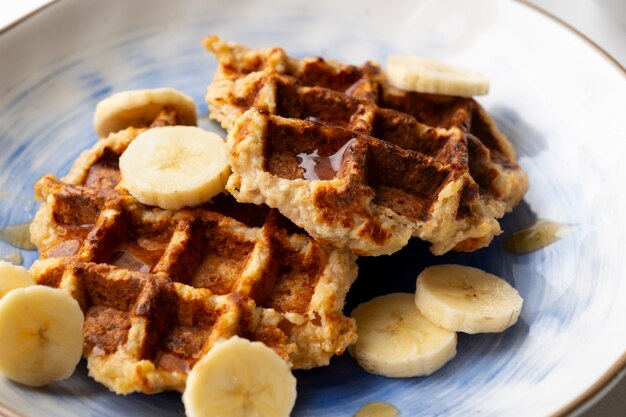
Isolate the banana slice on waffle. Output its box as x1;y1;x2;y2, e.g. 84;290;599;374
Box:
93;88;197;138
119;126;230;210
385;55;490;97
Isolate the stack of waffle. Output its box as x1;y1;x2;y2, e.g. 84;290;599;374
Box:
205;36;528;256
29;110;357;394
27;37;527;395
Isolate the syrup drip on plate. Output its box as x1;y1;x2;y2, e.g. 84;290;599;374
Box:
504;219;569;254
353;402;400;417
298;138;355;181
0;252;23;265
0;222;36;251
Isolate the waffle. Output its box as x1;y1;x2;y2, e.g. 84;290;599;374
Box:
29;110;358;394
204;37;529;256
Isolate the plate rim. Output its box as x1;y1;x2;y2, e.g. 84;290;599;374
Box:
0;0;60;36
0;0;625;416
516;1;626;415
0;402;24;417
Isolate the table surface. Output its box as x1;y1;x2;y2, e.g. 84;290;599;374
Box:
0;1;625;416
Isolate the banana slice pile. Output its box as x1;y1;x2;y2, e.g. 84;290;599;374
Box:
0;261;84;387
386;55;490;97
350;264;523;378
90;88;232;210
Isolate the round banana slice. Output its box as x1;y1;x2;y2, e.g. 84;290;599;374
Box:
415;264;523;334
349;293;457;378
386;55;490;97
182;336;296;417
0;261;34;299
0;285;84;386
119;126;230;210
93;88;197;137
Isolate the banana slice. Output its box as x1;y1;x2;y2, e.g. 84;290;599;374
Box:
182;336;296;417
349;293;457;378
415;264;523;334
0;285;84;386
386;55;490;97
0;261;34;299
93;88;197;137
119;126;230;210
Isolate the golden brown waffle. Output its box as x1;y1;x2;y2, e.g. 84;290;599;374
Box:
204;37;528;256
29;111;358;394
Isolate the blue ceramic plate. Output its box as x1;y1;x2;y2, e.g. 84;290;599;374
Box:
1;0;625;416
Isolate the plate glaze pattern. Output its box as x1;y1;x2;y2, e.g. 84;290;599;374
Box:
0;0;625;416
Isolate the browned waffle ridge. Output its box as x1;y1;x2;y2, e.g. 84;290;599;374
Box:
204;36;529;256
29;109;358;394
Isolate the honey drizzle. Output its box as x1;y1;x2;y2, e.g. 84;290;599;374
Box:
297;138;355;181
353;402;400;417
0;222;36;251
504;219;569;254
110;250;151;273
